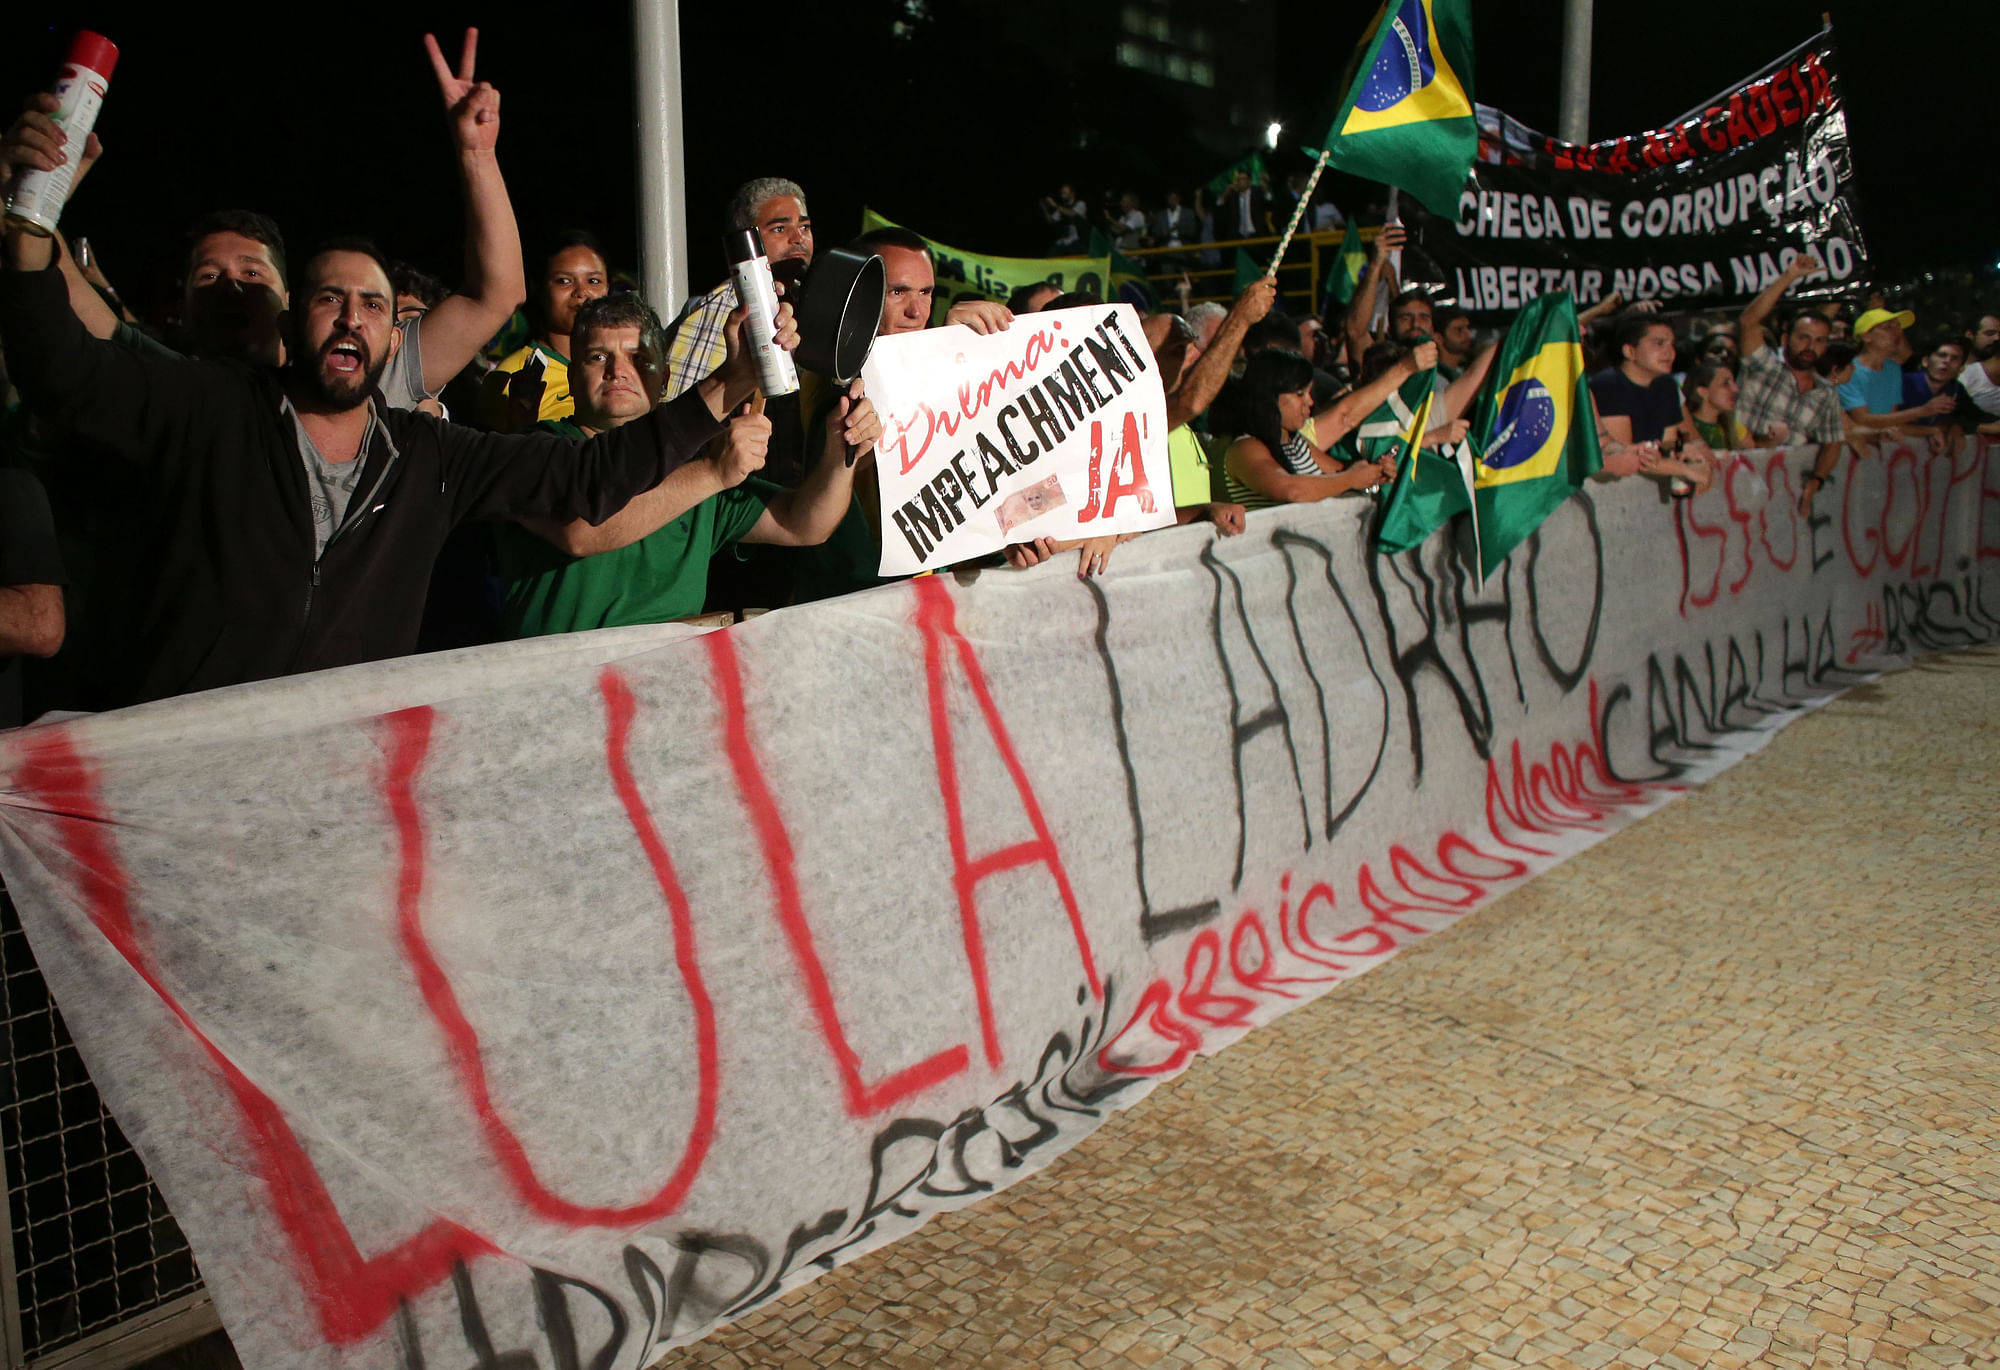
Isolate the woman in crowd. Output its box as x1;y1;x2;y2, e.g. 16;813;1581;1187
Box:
478;230;611;431
1222;344;1434;510
1682;360;1750;451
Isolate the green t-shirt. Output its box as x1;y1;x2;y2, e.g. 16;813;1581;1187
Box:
494;419;778;637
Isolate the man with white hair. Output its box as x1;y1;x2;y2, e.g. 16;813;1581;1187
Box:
663;176;814;399
1184;300;1228;366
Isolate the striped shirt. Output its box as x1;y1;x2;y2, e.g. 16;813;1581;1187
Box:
1225;432;1321;510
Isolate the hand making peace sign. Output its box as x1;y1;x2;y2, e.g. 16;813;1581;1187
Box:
423;28;500;154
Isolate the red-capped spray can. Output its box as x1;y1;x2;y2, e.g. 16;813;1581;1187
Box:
4;31;120;237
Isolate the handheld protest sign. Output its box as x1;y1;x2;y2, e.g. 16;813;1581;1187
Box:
862;303;1174;577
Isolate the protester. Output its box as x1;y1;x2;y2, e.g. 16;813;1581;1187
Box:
1731;255;1848;512
481;231;609;429
1836;308;1955;433
788;228;1011;604
391;262;449;325
1154;190;1198;266
1104;191;1147;251
1432;303;1474;380
861;227;1012;336
0;464;64;727
1186;301;1227;358
1697;320;1739;368
1902;336;1964;405
0;218;787;706
1007;281;1062;315
663;178;813;405
1682;361;1749;450
7;30;526;411
1342;223;1406;364
1972;313;2000;360
1217;169;1271;239
1590;314;1685;445
494;293;876;634
1814;341;1858;386
1589;312;1718;490
1222;344;1442;510
1958;318;2000;426
1192;185;1221;267
1310;185;1345;232
1041;185;1087;253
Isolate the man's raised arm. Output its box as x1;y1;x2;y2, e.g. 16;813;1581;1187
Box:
1;229;209;467
1343;223;1401;366
1167;276;1276;430
1741;253;1819;352
1440;342;1494;420
414;29;526;394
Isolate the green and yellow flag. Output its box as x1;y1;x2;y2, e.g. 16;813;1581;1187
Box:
1370;367;1469;555
863;209;1104;327
1324;218;1366;309
1205;151;1269;199
1088;228;1158;309
1234;248;1265;296
1315;0;1477;215
1468;291;1601;579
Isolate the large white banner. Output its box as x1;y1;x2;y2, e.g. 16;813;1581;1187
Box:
0;440;1995;1370
864;304;1174;575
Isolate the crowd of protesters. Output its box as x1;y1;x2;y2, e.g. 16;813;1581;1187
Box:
3;31;1997;732
1040;166;1348;262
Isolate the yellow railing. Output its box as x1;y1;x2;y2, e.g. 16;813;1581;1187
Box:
1118;225;1383;314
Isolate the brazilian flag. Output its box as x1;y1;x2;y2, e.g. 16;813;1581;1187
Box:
1324;218;1366;309
1371;367;1470;555
1234;248;1265;295
1315;0;1477;215
1110;246;1157;310
1205;151;1269;199
1468;291;1601;579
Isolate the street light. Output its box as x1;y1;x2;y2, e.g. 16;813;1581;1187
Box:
1265;121;1283;150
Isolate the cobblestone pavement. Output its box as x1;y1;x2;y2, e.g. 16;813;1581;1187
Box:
656;648;2000;1370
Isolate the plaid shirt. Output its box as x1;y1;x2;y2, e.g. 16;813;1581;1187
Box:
663;280;736;400
1736;344;1844;444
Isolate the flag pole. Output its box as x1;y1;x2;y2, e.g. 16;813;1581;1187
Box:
1264;150;1332;277
1370;186;1401;334
633;0;688;311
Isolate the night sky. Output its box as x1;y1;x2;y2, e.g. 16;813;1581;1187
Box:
3;1;1990;320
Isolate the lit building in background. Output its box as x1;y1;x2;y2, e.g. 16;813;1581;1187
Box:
1110;0;1278;157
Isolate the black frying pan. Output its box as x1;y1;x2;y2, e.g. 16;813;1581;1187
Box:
773;248;887;465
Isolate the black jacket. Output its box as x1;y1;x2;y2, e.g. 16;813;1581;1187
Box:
0;265;721;708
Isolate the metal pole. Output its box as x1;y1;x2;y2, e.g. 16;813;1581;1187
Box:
1265;151;1330;275
1557;0;1592;145
633;0;688;313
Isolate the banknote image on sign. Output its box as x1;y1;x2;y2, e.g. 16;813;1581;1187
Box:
863;304;1174;576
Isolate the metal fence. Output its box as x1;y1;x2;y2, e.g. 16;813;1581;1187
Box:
1121;224;1382;313
2;886;218;1370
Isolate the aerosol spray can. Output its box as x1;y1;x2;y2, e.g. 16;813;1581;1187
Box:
3;32;120;237
724;228;800;398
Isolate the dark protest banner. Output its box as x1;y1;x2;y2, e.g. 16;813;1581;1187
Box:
1405;30;1869;317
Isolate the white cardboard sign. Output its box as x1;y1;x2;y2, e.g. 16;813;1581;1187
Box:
862;304;1175;575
